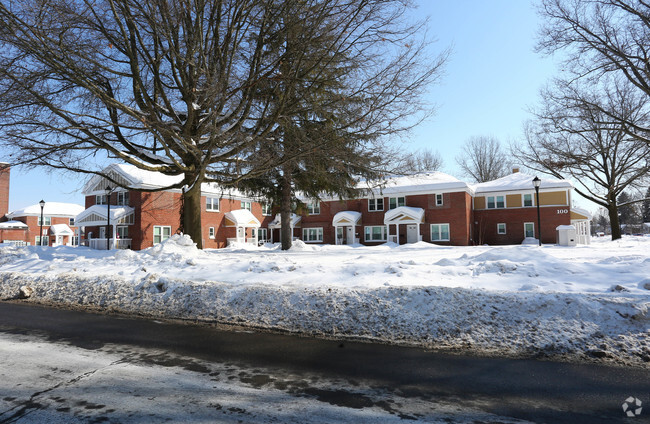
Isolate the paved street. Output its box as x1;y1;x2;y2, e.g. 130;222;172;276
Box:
0;301;648;423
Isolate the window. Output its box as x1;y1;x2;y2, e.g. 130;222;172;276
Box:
258;228;268;243
524;222;535;238
306;201;320;215
523;193;533;207
96;194;108;205
262;202;272;216
241;201;251;211
69;218;75;226
153;226;172;244
435;193;443;206
497;223;506;234
38;216;51;226
431;224;450;242
388;197;405;210
35;236;49;246
116;191;129;206
206;197;220;211
209;227;215;238
487;195;505;209
368;197;384;211
364;225;388;242
117;226;129;239
302;227;323;243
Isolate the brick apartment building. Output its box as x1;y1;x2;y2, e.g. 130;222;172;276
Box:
75;163;591;250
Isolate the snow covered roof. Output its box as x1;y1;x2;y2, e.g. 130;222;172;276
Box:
332;211;362;226
83;163;251;199
362;172;470;196
49;224;74;235
7;202;84;218
75;205;135;227
473;173;573;194
571;207;592;220
224;209;260;228
384;206;425;225
0;220;28;229
268;213;301;229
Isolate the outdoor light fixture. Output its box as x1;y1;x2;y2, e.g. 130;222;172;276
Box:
39;199;45;246
106;186;112;250
532;177;542;246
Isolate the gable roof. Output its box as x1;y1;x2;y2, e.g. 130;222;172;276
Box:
473;172;573;193
7;202;84;218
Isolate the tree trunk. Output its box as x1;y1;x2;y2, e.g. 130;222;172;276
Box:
280;166;293;251
183;181;203;249
606;195;622;240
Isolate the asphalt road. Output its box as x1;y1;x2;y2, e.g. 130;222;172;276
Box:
0;301;648;423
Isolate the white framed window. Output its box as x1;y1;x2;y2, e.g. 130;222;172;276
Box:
302;227;323;242
35;236;49;246
69;218;75;226
117;226;129;239
241;201;251;211
487;195;505;209
262;202;272;216
206;197;220;211
523;193;533;207
306;201;320;215
497;223;506;234
431;223;450;242
209;227;215;238
388;197;405;210
368;197;384;211
37;216;51;226
96;194;108;205
116;191;129;206
524;222;535;238
435;193;443;206
153;225;172;244
258;228;268;242
364;225;388;242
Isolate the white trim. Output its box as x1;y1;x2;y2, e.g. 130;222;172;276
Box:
364;225;388;242
524;222;535;238
435;193;443;206
430;223;450;242
497;223;507;234
302;227;323;243
368;198;384;212
153;225;172;245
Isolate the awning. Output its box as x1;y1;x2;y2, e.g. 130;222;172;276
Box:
49;224;74;235
268;213;301;229
224;209;261;227
332;211;361;226
75;205;135;227
384;206;425;225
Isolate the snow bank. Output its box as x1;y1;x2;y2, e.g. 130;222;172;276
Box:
1;236;649;367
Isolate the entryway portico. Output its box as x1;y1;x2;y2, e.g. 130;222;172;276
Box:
225;209;261;245
332;211;361;245
384;206;424;244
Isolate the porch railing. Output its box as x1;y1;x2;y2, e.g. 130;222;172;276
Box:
86;238;132;250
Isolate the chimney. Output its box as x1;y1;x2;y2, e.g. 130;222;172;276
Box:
512;167;520;174
0;164;9;218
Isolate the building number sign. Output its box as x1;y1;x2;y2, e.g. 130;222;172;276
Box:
557;209;569;214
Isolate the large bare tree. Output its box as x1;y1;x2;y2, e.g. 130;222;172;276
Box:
455;136;511;183
537;0;650;142
516;78;650;240
0;0;447;248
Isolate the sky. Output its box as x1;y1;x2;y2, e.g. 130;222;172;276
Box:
5;0;588;212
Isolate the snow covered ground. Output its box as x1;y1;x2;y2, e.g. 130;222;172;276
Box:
0;236;649;367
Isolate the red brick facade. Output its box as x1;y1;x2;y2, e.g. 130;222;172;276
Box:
474;206;571;245
0;165;9;218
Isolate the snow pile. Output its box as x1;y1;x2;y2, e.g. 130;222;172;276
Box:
0;236;649;366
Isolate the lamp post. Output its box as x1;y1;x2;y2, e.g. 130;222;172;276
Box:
39;199;45;246
532;177;542;246
105;186;112;250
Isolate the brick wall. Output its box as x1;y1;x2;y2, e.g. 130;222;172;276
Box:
0;166;9;218
474;206;571;245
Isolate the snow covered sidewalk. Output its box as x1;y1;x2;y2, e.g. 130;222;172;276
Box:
0;235;648;367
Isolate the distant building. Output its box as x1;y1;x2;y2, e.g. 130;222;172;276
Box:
4;202;84;246
76;164;592;250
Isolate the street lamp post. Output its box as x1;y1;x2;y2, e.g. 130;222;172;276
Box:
533;177;542;246
106;186;112;250
39;199;45;246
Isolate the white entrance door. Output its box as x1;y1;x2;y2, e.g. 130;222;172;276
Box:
336;227;343;245
237;227;245;242
406;225;418;243
346;226;355;245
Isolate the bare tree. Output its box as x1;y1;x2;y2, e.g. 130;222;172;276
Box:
0;0;448;248
537;0;650;142
400;149;444;173
455;136;510;183
516;78;650;240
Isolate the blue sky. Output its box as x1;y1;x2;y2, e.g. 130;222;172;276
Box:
6;0;579;212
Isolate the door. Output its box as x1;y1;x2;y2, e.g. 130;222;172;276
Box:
237;227;245;242
346;226;355;245
336;227;343;245
406;224;418;243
